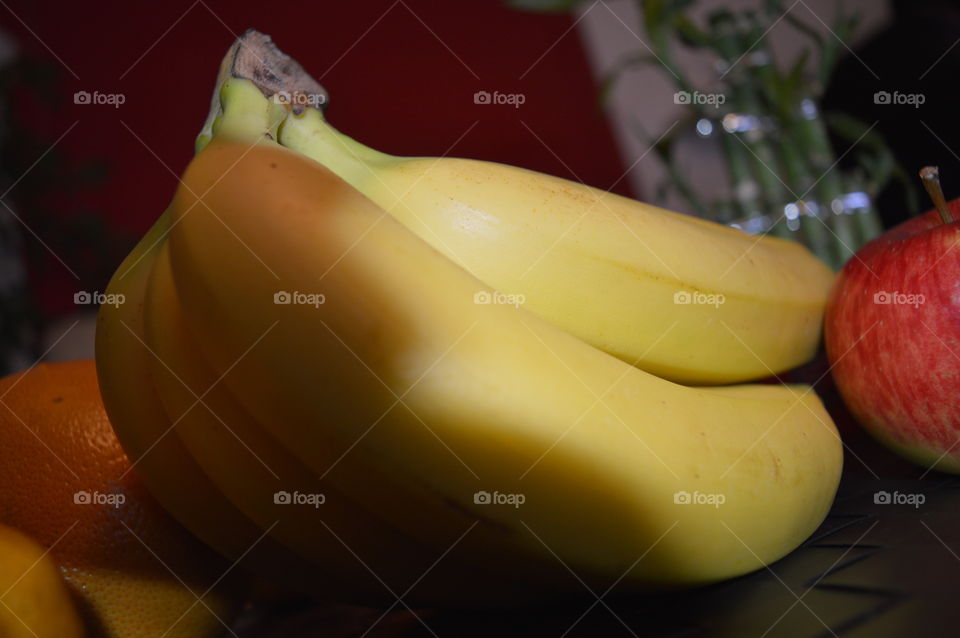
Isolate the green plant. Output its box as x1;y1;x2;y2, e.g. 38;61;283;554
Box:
512;0;909;269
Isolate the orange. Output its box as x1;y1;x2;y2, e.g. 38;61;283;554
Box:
0;522;85;638
0;360;242;638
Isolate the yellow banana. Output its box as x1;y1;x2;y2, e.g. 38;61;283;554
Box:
140;243;563;605
162;137;841;593
99;78;562;606
96;39;843;606
202;31;836;385
95;81;331;589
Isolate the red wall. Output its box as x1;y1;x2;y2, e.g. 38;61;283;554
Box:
2;0;629;314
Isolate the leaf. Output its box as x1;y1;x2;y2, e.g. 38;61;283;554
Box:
788;49;809;87
643;0;671;47
707;8;737;30
643;0;699;40
772;48;809;107
817;4;859;85
824;112;882;150
643;0;669;28
673;15;712;47
665;0;699;16
766;0;823;47
826;111;908;206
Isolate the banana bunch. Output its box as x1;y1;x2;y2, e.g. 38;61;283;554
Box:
268;81;834;386
96;32;842;607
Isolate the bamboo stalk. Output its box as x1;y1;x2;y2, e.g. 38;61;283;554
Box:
712;14;793;237
618;0;890;265
791;101;859;265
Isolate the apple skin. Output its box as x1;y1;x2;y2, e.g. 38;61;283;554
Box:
825;204;960;473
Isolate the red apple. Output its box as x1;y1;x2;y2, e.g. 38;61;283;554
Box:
825;167;960;473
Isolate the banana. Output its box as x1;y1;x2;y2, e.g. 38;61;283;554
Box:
203;32;835;385
98;77;561;606
140;242;565;605
95;80;331;589
162;137;841;593
96;36;842;605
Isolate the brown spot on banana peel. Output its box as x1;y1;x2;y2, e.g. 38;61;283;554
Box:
770;452;782;481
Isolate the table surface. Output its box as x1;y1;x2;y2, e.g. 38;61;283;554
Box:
235;359;960;638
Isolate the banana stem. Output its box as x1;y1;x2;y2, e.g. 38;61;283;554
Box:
206;29;390;191
278;110;389;191
196;29;327;151
213;80;288;145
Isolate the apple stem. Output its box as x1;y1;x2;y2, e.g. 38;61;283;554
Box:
920;166;954;224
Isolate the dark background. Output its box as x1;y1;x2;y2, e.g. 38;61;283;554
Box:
5;0;960;322
0;0;628;318
822;0;960;228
